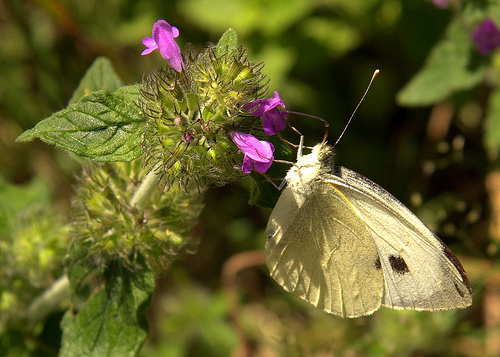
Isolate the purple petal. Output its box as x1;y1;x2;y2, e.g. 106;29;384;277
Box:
142;20;185;72
141;37;157;55
244;98;263;114
262;115;276;136
253;159;273;173
230;131;274;161
253;140;275;162
241;156;254;174
262;109;288;136
246;91;286;116
267;91;286;109
472;18;500;56
230;131;257;154
153;20;185;72
230;131;275;173
244;91;288;135
171;26;180;38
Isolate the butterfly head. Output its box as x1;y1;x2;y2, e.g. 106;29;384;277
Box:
285;142;335;193
315;143;335;167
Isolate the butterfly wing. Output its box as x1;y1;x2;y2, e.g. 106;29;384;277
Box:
266;181;384;318
327;165;473;311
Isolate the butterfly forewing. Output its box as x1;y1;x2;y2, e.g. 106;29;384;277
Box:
265;143;472;318
266;181;384;318
328;165;473;311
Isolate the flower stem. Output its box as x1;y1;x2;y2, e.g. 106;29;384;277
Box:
130;166;161;208
27;275;70;324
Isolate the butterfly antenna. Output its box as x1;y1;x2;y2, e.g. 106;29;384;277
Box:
332;69;380;149
276;130;298;149
286;111;330;156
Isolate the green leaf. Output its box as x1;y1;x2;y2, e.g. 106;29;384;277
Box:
300;17;361;57
0;177;51;212
60;258;154;357
215;28;239;57
16;84;145;162
69;57;123;105
485;88;500;156
397;19;487;107
0;177;52;236
181;0;312;37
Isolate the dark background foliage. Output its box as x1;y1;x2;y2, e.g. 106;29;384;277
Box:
0;0;495;356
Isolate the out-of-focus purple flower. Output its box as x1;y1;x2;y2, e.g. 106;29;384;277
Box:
432;0;448;9
182;129;195;143
229;131;274;173
142;20;184;72
245;91;289;136
472;18;500;56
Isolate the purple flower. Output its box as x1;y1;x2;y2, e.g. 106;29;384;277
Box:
229;131;275;173
245;91;289;136
142;20;184;72
432;0;448;9
472;18;500;56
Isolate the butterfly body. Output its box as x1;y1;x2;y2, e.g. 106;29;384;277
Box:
265;143;472;318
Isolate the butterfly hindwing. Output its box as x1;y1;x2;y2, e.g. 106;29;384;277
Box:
266;181;384;318
265;143;472;318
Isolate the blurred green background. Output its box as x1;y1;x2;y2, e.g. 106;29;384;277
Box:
0;0;495;356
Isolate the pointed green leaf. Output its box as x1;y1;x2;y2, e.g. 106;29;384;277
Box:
69;57;123;105
397;19;487;107
17;85;145;162
60;259;154;357
216;28;239;57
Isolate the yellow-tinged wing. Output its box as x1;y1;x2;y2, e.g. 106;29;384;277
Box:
328;165;472;311
265;181;384;318
265;143;472;318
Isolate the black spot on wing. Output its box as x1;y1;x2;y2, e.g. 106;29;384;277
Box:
374;256;381;270
389;255;409;275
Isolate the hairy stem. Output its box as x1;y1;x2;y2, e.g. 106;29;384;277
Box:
27;275;70;324
130;166;161;208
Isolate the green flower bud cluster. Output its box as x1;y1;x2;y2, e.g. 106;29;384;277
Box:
71;159;204;274
69;37;268;276
0;206;68;326
140;45;267;190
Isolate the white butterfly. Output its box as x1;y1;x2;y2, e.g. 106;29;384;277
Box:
265;142;473;318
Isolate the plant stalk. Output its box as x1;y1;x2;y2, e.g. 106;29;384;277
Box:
130;166;161;208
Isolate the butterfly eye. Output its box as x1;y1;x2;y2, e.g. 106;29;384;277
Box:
317;145;334;165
